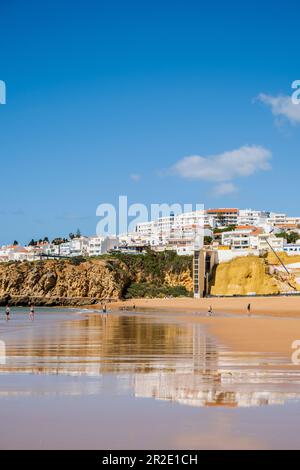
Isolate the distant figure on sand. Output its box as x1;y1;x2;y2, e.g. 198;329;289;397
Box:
102;304;107;313
5;305;10;321
29;305;35;321
208;306;213;316
247;303;251;315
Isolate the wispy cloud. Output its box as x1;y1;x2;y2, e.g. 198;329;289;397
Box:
130;173;141;182
256;93;300;125
213;182;238;196
170;146;271;189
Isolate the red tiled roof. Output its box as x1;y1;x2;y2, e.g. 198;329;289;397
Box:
251;228;264;236
207;208;238;214
235;225;257;230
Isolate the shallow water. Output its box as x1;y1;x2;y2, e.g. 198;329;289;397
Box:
0;307;300;449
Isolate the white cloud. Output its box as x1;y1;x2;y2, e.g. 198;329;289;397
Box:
171;145;271;183
213;182;237;196
257;93;300;125
130;173;141;182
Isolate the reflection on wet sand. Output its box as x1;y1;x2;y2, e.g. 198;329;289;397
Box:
1;311;300;408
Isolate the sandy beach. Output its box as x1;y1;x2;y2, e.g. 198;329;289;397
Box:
1;305;300;449
103;297;300;359
107;296;300;318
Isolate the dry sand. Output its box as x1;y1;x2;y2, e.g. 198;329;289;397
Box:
108;296;300;318
104;296;300;359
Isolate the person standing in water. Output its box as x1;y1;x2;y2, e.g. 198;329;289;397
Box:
29;305;35;321
102;304;107;313
5;305;10;321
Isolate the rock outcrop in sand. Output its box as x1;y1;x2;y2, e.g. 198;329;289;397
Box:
210;255;300;296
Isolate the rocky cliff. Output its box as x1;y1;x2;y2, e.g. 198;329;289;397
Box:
0;252;193;306
210;255;300;296
2;251;297;305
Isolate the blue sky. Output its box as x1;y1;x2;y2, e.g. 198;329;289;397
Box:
0;0;300;244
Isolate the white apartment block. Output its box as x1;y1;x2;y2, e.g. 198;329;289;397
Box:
134;210;207;253
222;228;254;250
237;209;269;227
256;233;286;252
87;236;119;256
222;228;286;252
286;217;300;226
268;212;288;226
206;208;239;227
57;243;71;257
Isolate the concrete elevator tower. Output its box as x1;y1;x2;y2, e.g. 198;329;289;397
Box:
193;221;205;298
193;249;206;298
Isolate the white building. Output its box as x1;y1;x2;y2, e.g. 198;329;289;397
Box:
222;228;254;250
268;212;288;226
68;237;89;257
41;244;61;257
237;209;269;227
87;236;119;256
134;210;206;254
8;246;30;261
284;244;300;255
221;227;286;253
206;208;239;228
256;233;286;252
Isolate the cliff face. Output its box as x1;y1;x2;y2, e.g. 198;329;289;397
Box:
210;255;300;296
0;259;128;305
0;253;193;306
2;252;298;304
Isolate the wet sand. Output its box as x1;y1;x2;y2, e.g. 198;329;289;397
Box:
196;316;300;357
1;307;300;449
95;297;300;358
2;381;300;450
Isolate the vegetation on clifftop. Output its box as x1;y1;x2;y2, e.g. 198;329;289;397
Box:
124;282;192;299
0;250;193;305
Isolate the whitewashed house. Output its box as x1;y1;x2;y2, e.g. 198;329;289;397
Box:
87;236;119;256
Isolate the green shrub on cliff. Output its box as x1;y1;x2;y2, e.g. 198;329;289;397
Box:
124;282;192;299
107;250;192;279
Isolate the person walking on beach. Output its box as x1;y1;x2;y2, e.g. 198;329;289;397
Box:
5;305;10;321
208;305;213;317
29;305;35;321
102;304;107;313
247;303;251;316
